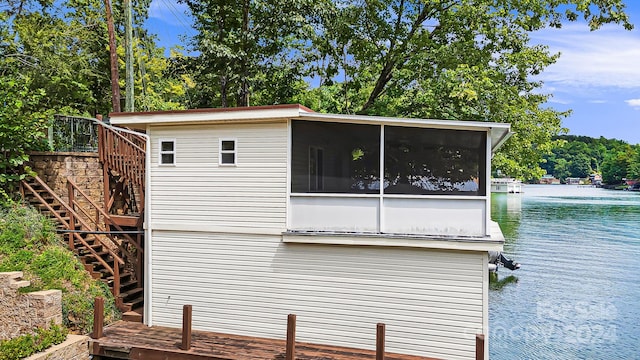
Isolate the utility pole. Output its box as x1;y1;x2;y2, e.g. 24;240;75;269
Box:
105;0;121;112
124;0;134;112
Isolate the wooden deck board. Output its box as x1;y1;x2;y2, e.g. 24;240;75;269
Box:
91;321;440;360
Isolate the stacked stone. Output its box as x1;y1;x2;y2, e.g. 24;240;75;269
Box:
29;152;105;218
0;272;62;341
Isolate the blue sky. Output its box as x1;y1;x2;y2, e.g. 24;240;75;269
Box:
146;1;640;145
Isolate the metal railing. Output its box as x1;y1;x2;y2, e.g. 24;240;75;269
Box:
51;115;100;152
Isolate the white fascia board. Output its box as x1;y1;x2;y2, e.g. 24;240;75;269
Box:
110;107;306;127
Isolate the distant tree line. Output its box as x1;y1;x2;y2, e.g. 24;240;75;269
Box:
540;135;640;184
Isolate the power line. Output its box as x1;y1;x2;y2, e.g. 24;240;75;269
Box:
157;0;196;37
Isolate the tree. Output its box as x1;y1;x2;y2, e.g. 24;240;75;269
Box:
553;158;570;182
0;77;51;198
601;149;632;184
305;0;631;180
179;0;328;108
568;153;592;178
627;147;640;180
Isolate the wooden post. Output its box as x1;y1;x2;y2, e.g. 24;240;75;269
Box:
285;314;296;360
97;115;104;163
136;232;143;288
67;181;75;250
181;305;192;350
376;323;385;360
476;334;485;360
113;262;120;297
92;297;104;339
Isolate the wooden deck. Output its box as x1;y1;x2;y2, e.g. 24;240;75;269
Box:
90;321;441;360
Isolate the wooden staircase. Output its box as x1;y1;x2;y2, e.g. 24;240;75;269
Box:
21;117;146;321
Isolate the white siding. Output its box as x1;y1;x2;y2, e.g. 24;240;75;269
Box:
383;198;486;235
148;123;287;231
151;230;485;360
289;196;487;236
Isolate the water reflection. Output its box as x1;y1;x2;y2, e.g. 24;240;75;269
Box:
490;273;519;291
491;193;522;242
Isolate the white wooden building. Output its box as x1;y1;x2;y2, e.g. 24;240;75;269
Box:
111;104;512;360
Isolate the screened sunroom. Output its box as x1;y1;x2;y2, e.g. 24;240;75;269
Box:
288;116;507;238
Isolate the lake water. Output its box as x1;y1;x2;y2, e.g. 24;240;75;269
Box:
489;185;640;359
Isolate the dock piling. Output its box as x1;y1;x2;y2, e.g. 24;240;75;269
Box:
286;314;296;360
181;304;192;350
376;323;386;360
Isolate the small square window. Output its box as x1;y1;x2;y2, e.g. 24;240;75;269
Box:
161;141;174;152
219;139;237;165
159;139;176;165
161;153;174;164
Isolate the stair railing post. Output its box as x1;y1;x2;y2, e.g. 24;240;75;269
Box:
97;115;104;162
113;261;120;297
136;232;143;288
67;181;75;250
92;297;104;339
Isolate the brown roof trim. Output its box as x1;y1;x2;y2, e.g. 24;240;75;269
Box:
108;104;314;117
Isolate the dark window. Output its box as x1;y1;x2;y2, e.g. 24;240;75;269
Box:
220;139;236;165
384;126;486;195
291;121;380;193
159;140;175;165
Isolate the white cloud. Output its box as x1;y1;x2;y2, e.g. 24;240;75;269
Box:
625;98;640;108
531;23;640;90
589;100;607;104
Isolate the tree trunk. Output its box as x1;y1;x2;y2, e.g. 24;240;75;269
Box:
238;0;250;107
105;0;121;112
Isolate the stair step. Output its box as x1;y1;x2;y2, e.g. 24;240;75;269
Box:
121;296;144;312
119;279;139;293
120;287;143;299
75;241;102;250
106;272;133;285
82;250;109;259
122;310;143;323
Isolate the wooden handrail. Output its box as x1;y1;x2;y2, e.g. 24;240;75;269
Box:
67;177;141;260
104;125;145;153
97;123;145;188
96;118;145;152
21;179;121;275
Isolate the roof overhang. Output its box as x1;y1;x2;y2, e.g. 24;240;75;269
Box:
110;104;512;153
109;104;315;128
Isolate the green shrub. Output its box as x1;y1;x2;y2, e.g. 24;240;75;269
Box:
0;205;120;334
0;205;57;254
0;323;67;360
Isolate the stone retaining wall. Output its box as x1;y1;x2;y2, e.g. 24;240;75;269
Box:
0;272;62;341
29;152;104;211
24;335;90;360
